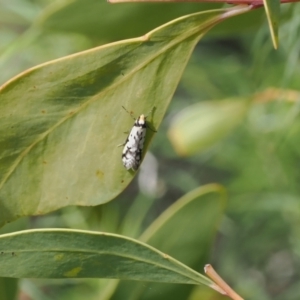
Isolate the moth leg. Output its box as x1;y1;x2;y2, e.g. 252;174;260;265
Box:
117;137;129;147
147;124;157;132
145;106;157;132
145;106;156;119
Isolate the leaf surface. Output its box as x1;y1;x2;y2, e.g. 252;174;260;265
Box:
0;229;212;288
0;277;18;300
0;6;250;225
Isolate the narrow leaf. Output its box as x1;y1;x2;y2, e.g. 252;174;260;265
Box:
263;0;280;49
0;229;212;287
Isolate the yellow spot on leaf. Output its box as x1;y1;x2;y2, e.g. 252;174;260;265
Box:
64;267;82;278
96;170;104;179
54;254;64;261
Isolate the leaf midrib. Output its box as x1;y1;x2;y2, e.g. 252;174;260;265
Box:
1;248;202;283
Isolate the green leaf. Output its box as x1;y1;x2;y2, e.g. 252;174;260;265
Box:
141;184;225;264
263;0;280;49
0;229;212;288
0;6;250;225
0;277;18;300
36;0;263;42
0;0;36;26
36;0;220;42
110;184;226;300
168;99;249;156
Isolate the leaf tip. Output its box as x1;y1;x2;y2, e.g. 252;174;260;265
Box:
221;5;252;20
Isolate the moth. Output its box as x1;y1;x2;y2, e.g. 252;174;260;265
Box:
120;106;156;171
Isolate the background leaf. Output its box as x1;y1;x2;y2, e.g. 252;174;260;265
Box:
168;99;249;156
0;277;18;300
36;0;220;42
36;0;262;43
110;184;226;300
0;1;263;86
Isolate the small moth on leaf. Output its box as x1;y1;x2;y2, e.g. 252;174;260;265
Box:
120;106;156;171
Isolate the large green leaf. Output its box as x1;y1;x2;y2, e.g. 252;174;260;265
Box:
0;6;250;225
0;229;213;287
110;184;226;300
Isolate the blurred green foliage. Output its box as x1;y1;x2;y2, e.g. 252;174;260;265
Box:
0;0;300;300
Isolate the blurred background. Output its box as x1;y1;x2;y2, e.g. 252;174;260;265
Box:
1;0;300;299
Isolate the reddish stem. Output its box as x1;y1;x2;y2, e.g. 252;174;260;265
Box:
109;0;299;4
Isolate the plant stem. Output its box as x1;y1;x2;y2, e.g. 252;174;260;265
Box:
109;0;299;4
205;264;244;300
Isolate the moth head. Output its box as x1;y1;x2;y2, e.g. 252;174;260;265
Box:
138;114;146;124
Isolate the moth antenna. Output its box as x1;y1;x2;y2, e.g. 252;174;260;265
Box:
122;106;136;120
